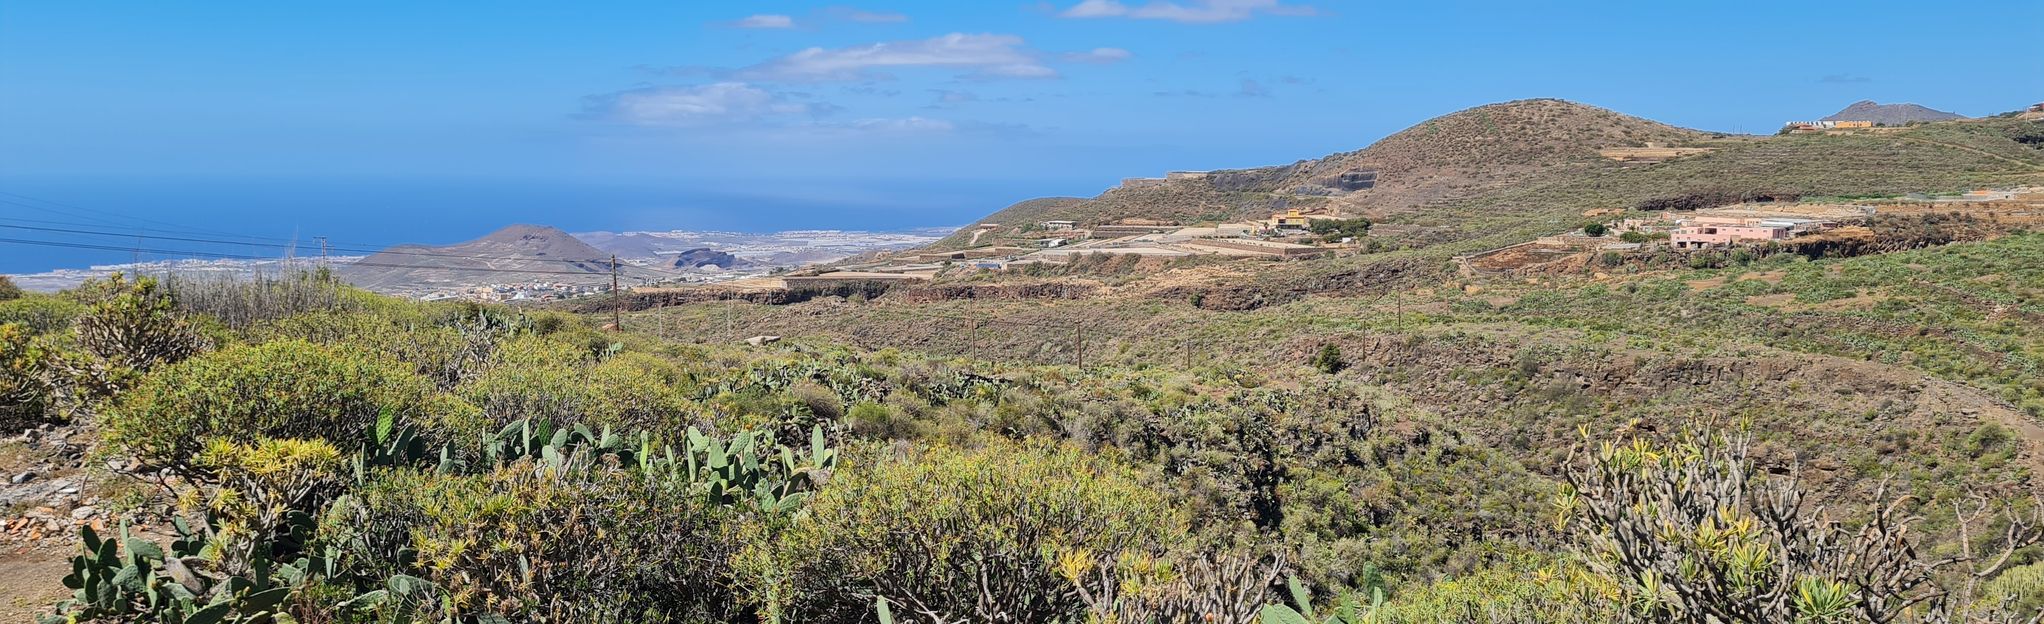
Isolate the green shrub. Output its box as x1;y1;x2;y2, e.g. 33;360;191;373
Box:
1977;562;2044;617
104;339;461;475
456;336;696;432
253;308;474;388
1963;423;2013;458
72;273;209;373
327;464;744;624
580;352;698;431
743;441;1186;622
1373;559;1622;624
0;295;84;335
0;275;21;300
1;323;53;428
1313;343;1346;374
456;334;589;425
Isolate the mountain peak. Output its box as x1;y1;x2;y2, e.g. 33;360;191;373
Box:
339;224;625;294
482;223;575;242
1821;100;1964;124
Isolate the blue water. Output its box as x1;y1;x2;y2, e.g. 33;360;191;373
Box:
0;175;1080;273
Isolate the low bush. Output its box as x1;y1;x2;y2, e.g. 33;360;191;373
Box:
72;273;209;374
743;440;1187;622
328;464;745;623
104;339;461;475
1;323;53;429
0;295;84;335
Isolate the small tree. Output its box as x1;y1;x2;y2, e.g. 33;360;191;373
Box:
1584;223;1608;237
1559;430;2044;624
0;275;22;301
1311;343;1345;374
0;323;51;429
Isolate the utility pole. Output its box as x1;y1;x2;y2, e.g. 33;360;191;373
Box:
315;237;329;267
968;318;978;359
610;254;622;332
1075;324;1084;368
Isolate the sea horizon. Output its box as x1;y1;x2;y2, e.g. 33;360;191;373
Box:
0;173;1074;273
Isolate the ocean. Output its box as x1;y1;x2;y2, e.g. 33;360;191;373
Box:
0;175;1070;274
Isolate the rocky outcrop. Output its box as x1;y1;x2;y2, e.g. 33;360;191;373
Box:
671;248;741;269
883;283;1098;304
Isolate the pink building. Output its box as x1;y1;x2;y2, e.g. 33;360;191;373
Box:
1670;220;1793;249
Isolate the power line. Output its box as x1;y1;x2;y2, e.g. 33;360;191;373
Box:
0;221;635;269
0;236;612;277
0;192;447;251
0;193;289;243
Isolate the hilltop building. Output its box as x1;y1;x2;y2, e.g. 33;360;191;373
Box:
1784;120;1874;133
1670;216;1828;249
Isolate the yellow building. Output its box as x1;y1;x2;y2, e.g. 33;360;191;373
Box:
1271;209;1321;231
1832;120;1874;129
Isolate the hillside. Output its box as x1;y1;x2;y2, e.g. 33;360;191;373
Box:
1272;98;1712;210
7;234;2041;621
340;224;663;295
934;100;2042;257
7;112;2044;624
1822;99;1966;124
932;99;1717;249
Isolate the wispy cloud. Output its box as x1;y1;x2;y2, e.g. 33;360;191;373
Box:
826;7;910;23
1061;47;1132;63
735;33;1057;82
1059;0;1316;23
922;89;1039;109
581;82;827;125
579;84;1040;140
731;14;796;29
835;116;955;132
1818;73;1872;84
929;89;980;107
1235;78;1269;97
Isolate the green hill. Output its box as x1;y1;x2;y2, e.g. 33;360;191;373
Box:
930;100;2043;255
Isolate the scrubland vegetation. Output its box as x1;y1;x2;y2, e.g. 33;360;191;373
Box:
4;104;2042;622
1;261;2039;623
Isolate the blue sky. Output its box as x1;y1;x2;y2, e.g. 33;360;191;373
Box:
1;1;2040;271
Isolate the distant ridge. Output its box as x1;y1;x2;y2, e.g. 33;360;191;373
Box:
929;99;1710;249
1821;100;1965;125
340;224;658;295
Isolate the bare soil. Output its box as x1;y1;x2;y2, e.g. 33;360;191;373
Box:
0;545;67;622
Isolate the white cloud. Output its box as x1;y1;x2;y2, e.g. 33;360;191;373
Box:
584;82;819;125
733;14;796;29
736;33;1057;82
1061;47;1132;63
844;116;955;132
829;7;910;23
1059;0;1316;23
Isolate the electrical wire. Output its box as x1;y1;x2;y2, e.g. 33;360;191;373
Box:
0;221;630;268
0;236;617;277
